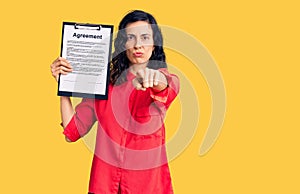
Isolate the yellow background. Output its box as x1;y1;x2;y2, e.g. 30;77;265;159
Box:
1;0;299;193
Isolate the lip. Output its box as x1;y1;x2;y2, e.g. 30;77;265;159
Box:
133;52;143;57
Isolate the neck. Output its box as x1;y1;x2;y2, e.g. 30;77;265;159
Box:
129;63;148;75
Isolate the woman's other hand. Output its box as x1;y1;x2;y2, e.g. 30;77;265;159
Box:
132;68;168;91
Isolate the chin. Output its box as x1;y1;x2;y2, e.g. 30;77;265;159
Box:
135;61;147;65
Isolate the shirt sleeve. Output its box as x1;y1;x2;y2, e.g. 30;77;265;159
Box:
149;68;180;109
62;98;97;142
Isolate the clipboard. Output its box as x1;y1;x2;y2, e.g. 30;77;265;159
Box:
58;22;114;99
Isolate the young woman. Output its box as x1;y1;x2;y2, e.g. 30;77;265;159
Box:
51;10;179;194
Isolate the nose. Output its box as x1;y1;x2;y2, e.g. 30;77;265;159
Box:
134;37;143;48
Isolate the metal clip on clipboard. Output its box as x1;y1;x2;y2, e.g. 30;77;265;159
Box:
74;23;101;31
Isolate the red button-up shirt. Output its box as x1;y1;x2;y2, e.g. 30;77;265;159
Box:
63;68;180;194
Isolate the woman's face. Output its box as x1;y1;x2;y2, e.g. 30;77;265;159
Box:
125;21;154;66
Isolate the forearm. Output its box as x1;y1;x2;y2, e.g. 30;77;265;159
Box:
60;96;75;128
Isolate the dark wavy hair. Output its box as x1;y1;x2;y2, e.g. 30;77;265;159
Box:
110;10;167;85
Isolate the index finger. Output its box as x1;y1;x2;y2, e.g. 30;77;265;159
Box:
53;57;65;64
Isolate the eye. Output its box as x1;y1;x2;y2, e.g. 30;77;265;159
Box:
142;35;150;40
127;35;135;41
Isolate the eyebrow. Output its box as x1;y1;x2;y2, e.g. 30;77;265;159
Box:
141;33;151;36
126;33;152;36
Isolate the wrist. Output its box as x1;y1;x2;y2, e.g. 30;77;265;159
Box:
60;96;71;101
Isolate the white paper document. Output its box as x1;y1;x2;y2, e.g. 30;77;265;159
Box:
58;22;113;99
